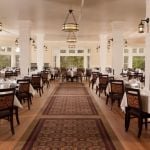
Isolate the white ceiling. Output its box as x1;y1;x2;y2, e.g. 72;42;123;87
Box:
0;0;146;44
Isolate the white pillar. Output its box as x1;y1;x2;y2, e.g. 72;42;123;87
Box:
145;0;150;89
19;20;31;76
36;34;44;71
99;34;108;73
112;22;124;76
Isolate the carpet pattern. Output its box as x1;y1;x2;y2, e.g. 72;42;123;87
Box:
21;82;120;149
22;118;116;150
60;82;84;87
43;96;98;115
54;87;89;95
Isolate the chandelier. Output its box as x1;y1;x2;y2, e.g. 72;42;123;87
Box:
62;9;79;32
66;32;77;43
68;44;76;48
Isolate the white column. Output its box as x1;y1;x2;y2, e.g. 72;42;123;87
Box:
36;34;44;71
145;0;150;89
112;22;124;76
19;20;31;76
99;34;108;73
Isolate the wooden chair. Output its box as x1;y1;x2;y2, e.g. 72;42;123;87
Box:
0;88;16;135
106;80;124;109
89;72;99;89
41;71;50;88
5;71;14;78
31;75;43;96
76;69;83;82
16;79;32;110
96;74;108;97
125;88;150;138
85;69;92;81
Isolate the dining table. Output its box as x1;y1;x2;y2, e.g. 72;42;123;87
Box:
0;80;23;108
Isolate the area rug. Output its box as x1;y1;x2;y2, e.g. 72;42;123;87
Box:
60;82;84;87
22;118;116;150
43;96;98;115
54;87;89;95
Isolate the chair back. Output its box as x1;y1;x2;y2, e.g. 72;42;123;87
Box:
17;79;30;93
31;76;41;87
110;80;124;94
92;72;98;80
5;71;14;78
99;74;108;85
125;88;142;109
0;88;15;110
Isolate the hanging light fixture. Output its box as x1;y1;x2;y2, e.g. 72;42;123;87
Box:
66;32;77;43
0;22;2;32
124;39;128;47
44;45;48;51
68;45;76;48
138;18;149;33
62;9;79;32
15;38;19;46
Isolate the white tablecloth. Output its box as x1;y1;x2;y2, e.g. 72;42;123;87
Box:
14;96;23;108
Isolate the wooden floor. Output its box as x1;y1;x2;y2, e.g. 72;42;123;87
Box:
0;80;149;150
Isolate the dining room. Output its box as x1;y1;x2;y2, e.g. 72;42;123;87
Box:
0;0;150;149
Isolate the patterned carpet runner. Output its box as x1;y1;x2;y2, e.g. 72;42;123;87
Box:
21;82;118;150
22;118;115;150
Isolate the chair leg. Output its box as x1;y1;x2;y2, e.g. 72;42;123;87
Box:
27;99;30;110
39;89;41;97
118;99;121;107
145;118;148;129
106;95;109;105
10;114;15;135
125;111;130;131
111;98;114;110
104;90;107;96
96;86;98;94
138;117;143;138
15;107;20;125
99;89;101;97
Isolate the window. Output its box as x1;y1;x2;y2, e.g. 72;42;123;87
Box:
0;47;5;52
132;56;145;70
60;50;66;53
0;55;11;68
15;55;20;67
124;49;128;53
78;50;84;53
124;56;128;69
139;48;144;53
87;56;90;68
7;47;12;52
60;56;84;68
69;50;75;53
132;48;137;53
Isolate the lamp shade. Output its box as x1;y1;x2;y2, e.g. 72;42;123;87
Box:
62;9;79;32
67;32;77;43
138;21;144;33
